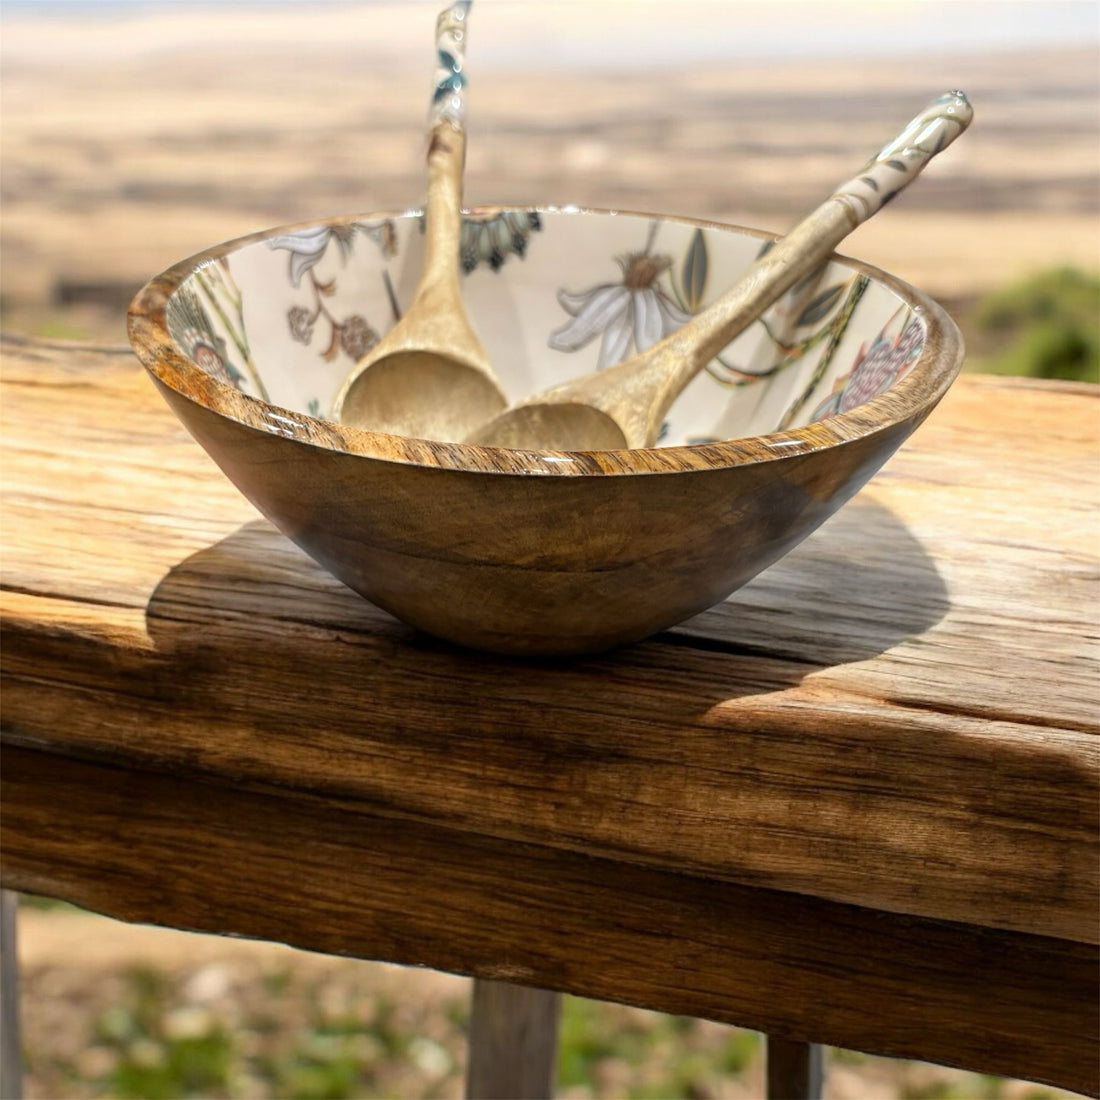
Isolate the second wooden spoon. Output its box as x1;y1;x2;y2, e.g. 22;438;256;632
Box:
331;1;508;442
467;91;973;451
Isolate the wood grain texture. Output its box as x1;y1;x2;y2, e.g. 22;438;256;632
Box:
2;746;1096;1096
1;335;1096;946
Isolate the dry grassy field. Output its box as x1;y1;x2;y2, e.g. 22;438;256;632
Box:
2;4;1097;343
3;3;1098;1098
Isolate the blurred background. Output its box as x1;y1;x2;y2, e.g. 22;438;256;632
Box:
2;0;1098;383
2;1;1097;1097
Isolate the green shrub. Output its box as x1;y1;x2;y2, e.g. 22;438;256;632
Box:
968;267;1099;383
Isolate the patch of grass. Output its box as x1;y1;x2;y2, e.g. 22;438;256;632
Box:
717;1029;759;1075
33;317;89;340
444;997;470;1031
830;1046;870;1065
86;966;237;1099
363;993;409;1059
978;1074;1007;1100
967;267;1099;383
267;1046;367;1100
94;1003;138;1045
261;968;292;996
557;998;762;1098
902;1081;972;1100
109;1029;233;1100
630;1049;717;1100
16;893;85;913
557;997;632;1088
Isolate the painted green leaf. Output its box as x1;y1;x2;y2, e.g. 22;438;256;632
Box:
797;283;845;327
433;72;466;103
681;229;708;311
860;175;879;191
438;49;458;74
886;159;907;172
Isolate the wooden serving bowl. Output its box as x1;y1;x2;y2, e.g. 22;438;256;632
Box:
128;208;962;656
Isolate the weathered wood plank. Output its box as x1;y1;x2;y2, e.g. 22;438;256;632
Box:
2;745;1096;1096
5;587;1096;946
1;337;1097;945
4;337;1096;724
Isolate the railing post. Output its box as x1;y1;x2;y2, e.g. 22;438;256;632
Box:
465;979;560;1099
766;1035;823;1100
0;890;22;1100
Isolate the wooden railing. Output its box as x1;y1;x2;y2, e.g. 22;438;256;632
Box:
1;336;1097;1097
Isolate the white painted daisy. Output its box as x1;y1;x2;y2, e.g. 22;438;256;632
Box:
549;233;692;369
267;221;396;287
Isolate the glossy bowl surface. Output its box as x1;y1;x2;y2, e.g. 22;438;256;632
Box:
129;207;962;654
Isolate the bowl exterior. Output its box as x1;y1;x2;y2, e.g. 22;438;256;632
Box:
152;378;928;655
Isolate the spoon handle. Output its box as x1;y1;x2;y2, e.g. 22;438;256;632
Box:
663;92;973;384
430;0;472;131
419;1;473;290
831;90;973;225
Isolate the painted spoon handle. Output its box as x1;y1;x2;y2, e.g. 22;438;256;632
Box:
668;91;973;377
430;0;472;131
831;90;972;225
419;1;473;289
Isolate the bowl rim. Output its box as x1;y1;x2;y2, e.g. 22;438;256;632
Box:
127;205;964;478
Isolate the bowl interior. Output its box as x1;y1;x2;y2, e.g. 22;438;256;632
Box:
167;208;928;446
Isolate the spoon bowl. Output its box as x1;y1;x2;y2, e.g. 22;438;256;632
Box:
330;1;508;441
335;348;508;443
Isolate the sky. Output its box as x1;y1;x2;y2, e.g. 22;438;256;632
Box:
2;0;1098;67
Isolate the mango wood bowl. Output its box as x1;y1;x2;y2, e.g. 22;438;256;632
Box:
128;208;962;656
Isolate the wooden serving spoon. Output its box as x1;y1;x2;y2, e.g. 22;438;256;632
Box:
331;0;507;441
467;91;973;451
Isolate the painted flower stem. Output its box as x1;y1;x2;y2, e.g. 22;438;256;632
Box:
195;268;269;401
778;275;869;429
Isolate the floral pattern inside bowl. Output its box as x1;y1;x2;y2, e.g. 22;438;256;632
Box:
168;207;926;447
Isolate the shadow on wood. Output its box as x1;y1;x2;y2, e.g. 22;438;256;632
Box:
6;475;1095;942
143;492;951;679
